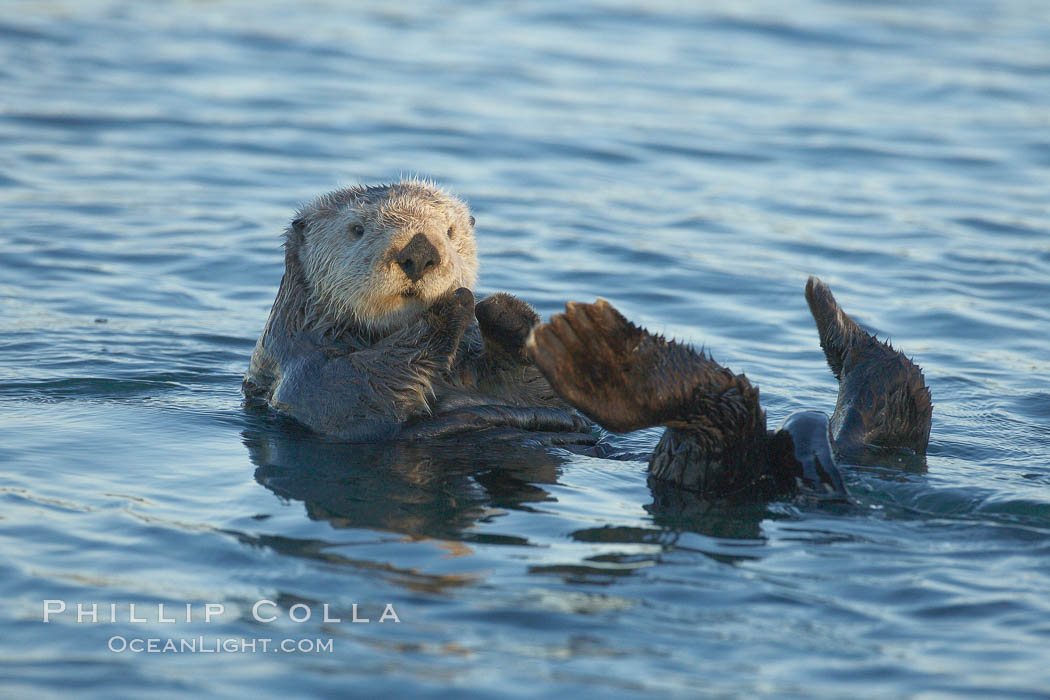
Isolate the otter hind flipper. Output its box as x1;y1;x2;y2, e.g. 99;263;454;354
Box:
805;275;865;379
527;299;770;497
805;277;932;456
526;298;735;433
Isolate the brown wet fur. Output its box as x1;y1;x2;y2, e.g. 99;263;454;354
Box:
526;299;762;434
526;299;771;495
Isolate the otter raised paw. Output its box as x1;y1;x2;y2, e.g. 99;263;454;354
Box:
423;287;476;369
476;292;540;363
469;292;567;410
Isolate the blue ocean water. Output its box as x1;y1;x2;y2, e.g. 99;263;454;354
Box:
1;0;1049;696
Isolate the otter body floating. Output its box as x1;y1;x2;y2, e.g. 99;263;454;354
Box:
243;181;589;444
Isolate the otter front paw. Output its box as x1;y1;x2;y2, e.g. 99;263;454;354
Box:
476;292;540;363
424;287;475;366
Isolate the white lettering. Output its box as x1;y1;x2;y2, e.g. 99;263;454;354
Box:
289;603;311;623
252;600;277;623
204;603;224;622
43;600;65;622
77;603;98;623
322;603;340;623
379;604;400;623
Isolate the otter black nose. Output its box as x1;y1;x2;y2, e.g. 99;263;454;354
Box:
395;233;440;282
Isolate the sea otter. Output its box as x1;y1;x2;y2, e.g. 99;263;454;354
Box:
525;277;933;501
245;179;931;503
243;180;591;444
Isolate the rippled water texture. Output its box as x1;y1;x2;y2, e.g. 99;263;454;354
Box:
2;1;1049;697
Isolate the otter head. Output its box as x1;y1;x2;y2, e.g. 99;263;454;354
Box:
287;180;479;334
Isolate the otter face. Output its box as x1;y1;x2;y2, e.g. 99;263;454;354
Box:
291;180;479;333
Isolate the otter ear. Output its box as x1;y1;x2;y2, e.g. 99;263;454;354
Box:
469;215;476;227
285;216;307;248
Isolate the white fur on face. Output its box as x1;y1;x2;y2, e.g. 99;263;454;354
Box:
294;180;479;333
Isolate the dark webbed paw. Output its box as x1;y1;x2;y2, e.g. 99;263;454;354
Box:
424;287;475;366
525;299;646;431
805;276;932;455
526;299;756;434
475;292;540;362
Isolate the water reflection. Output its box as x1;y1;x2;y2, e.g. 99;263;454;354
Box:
243;410;572;541
242;408;787;550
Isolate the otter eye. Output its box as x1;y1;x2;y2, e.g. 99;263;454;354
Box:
447;226;454;239
469;216;475;227
351;224;364;237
